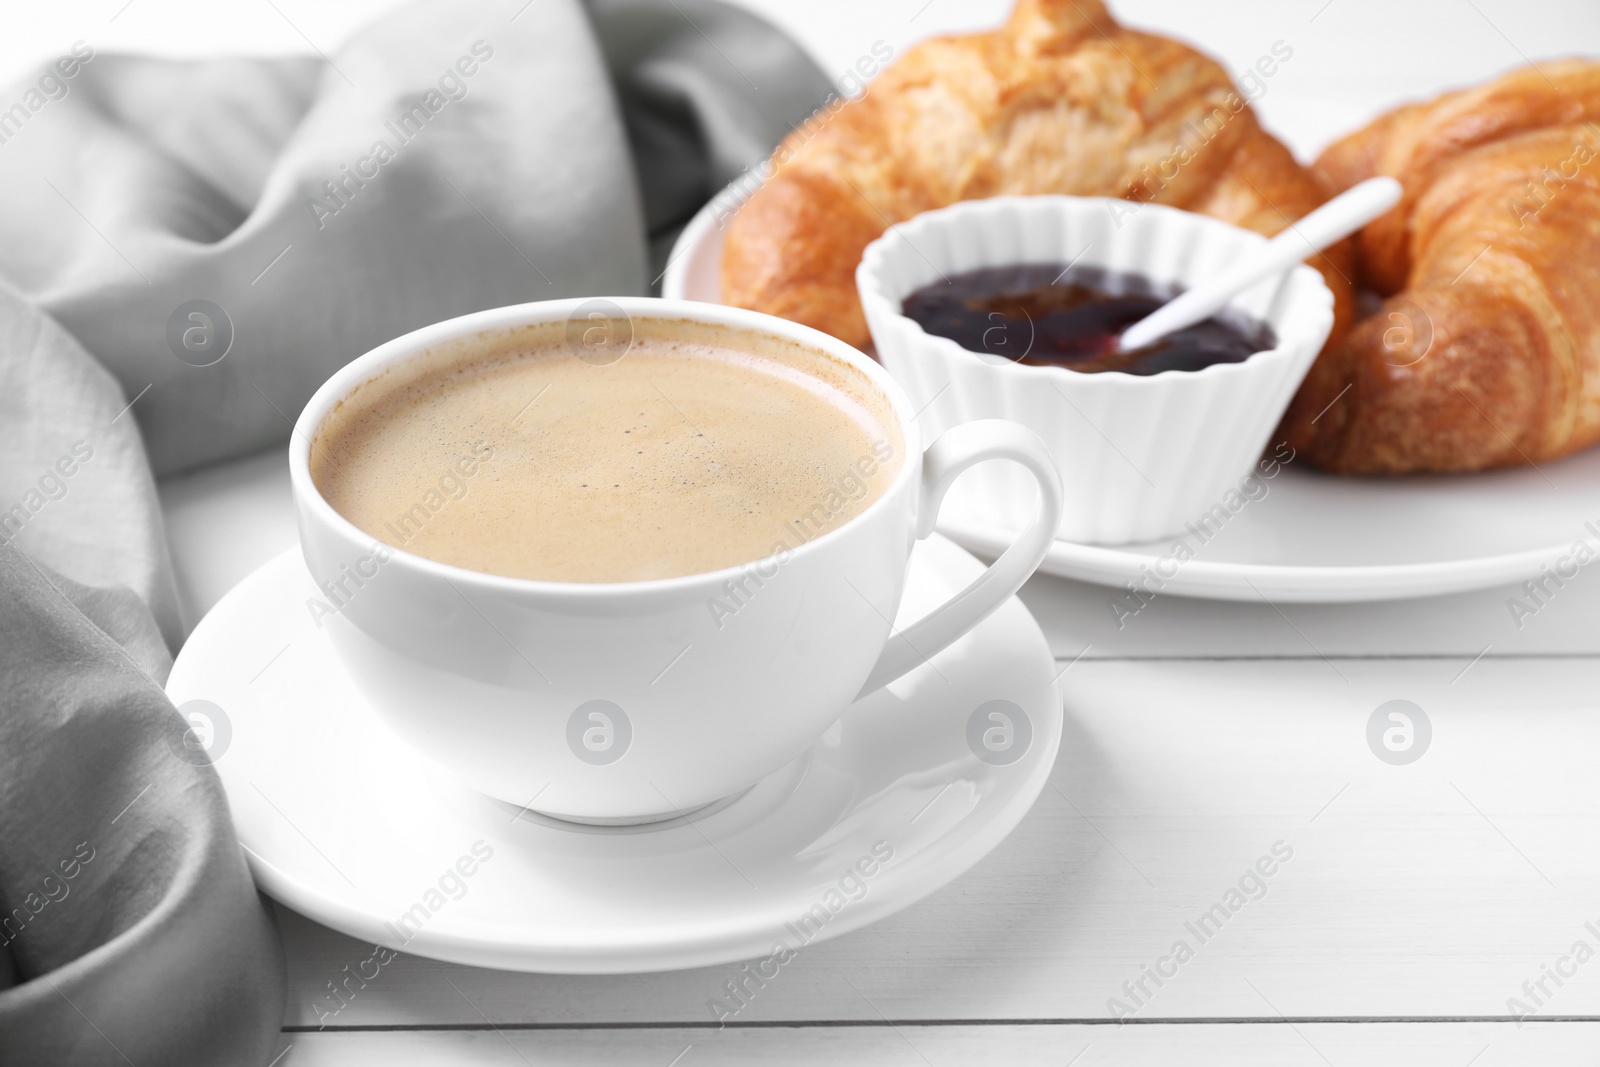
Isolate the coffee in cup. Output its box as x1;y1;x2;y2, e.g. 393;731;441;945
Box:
291;298;1062;822
309;319;905;583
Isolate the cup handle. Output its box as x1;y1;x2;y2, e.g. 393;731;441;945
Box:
857;419;1064;697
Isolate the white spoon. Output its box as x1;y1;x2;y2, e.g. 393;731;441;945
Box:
1116;176;1402;353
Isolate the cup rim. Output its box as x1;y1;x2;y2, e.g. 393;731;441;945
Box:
289;296;923;598
854;194;1335;385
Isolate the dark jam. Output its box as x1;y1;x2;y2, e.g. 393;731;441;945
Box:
899;264;1276;375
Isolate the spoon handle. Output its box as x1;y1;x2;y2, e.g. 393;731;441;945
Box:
1117;176;1402;353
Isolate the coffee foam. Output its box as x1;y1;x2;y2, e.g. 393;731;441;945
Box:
311;317;905;583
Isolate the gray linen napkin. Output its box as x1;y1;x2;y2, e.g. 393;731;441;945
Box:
0;0;831;1062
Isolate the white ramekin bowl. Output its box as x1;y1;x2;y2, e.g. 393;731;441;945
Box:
857;196;1334;545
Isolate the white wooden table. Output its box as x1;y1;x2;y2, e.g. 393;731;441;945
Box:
161;440;1600;1065
132;0;1600;1062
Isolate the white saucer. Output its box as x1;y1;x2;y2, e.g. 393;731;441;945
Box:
665;182;1600;603
165;536;1062;974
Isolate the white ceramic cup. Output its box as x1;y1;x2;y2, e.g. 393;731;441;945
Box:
290;297;1063;823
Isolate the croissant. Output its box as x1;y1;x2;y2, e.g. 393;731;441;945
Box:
1281;60;1600;473
721;0;1354;354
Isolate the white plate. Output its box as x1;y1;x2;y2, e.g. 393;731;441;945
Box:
665;182;1600;602
165;536;1062;974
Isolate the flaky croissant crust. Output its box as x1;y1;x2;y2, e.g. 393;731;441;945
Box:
1283;60;1600;473
722;0;1354;353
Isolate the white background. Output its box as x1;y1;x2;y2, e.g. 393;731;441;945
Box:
5;0;1598;159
